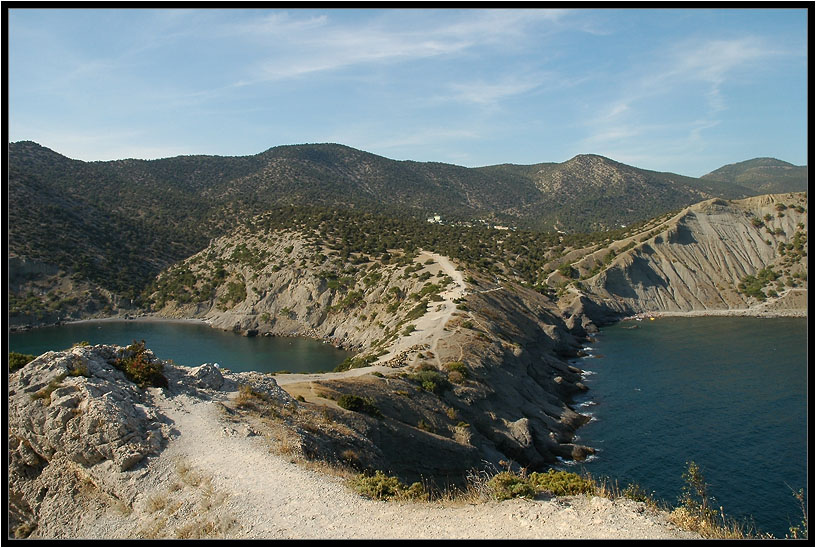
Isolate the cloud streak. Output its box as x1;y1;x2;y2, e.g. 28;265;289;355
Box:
580;35;786;162
227;9;572;84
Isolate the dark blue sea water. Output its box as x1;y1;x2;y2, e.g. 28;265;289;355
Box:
8;320;351;374
569;316;808;538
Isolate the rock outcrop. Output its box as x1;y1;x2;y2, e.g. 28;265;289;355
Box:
7;344;294;539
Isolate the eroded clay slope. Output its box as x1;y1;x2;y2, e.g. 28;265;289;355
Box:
559;193;807;317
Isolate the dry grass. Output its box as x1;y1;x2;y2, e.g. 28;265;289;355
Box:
145;493;168;513
138;459;236;539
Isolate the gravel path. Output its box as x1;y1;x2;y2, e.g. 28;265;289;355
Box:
124;391;700;540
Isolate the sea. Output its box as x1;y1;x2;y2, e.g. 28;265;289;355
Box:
569;316;809;538
8;320;351;374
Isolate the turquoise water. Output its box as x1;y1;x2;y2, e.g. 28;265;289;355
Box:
570;316;808;538
8;320;351;374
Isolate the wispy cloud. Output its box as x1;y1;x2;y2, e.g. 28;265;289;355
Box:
446;77;542;105
580;35;785;158
227;9;572;84
653;37;782;111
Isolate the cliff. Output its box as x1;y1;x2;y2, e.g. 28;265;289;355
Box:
551;193;808;320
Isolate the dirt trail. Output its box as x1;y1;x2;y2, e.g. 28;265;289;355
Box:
126;392;699;540
373;250;466;366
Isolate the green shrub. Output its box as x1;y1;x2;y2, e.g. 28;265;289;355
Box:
9;352;36;373
336;394;383;418
557;263;576;279
678;461;717;523
409;369;450;395
351;471;426;501
487;471;538;501
112;340;168;388
529;469;594;496
405;301;428;321
622;483;656;505
444;361;468;378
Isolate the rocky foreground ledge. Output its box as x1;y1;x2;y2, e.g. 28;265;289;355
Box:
8;344;698;540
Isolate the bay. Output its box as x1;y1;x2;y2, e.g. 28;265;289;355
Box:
8;320;352;374
571;316;808;538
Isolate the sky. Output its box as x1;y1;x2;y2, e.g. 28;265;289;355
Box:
7;7;809;176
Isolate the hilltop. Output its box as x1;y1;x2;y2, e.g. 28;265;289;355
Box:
702;157;808;195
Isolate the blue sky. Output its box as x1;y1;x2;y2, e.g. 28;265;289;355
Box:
8;8;808;176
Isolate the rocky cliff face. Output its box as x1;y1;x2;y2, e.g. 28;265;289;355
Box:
151;228;464;350
554;193;808;319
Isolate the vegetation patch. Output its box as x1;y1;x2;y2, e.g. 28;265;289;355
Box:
350;471;426;501
443;361;469;383
336;394;383;418
9;352;36;373
112;340;168;388
408;369;450;395
334;354;377;372
529;469;594;496
737;267;779;300
31;373;67;404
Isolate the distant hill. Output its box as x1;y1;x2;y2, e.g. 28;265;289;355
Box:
8;141;764;312
701;157;808;194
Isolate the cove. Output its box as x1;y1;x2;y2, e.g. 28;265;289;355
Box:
570;316;808;538
9;320;352;374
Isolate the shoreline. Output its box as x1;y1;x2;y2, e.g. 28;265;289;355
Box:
619;307;807;322
67;314;212;326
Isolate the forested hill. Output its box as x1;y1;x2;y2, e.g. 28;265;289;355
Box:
10;140;756;235
8;140;783;321
701;157;809;195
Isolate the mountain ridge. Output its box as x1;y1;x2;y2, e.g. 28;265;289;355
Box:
8;139;806;324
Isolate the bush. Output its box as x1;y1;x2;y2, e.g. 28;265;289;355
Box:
529;469;594;496
444;361;468;378
409;369;450;395
336;394;383;418
9;352;36;373
487;471;538;501
678;461;716;523
112;340;168;388
351;471;426;501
